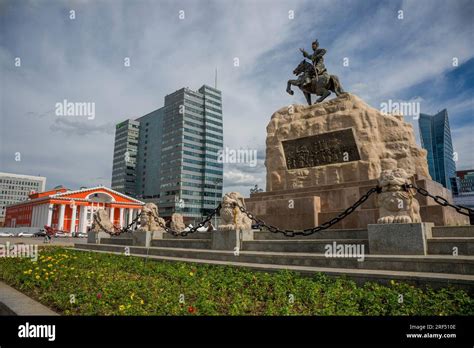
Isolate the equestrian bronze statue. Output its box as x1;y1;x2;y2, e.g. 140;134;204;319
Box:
286;39;345;105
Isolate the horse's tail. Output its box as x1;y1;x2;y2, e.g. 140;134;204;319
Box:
330;75;344;95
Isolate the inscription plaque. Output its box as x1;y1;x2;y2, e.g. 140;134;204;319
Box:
282;128;361;169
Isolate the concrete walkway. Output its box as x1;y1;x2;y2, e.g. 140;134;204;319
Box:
0;281;58;315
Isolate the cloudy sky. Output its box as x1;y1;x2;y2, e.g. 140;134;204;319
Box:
0;0;473;196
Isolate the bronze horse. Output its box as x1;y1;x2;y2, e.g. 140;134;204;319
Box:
286;60;344;105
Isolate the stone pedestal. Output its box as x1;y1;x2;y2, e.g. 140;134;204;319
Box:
87;231;110;244
246;196;320;230
211;229;254;250
368;223;434;255
152;230;164;240
132;231;152;247
245;94;468;229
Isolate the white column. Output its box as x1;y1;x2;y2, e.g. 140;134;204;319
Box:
33;205;39;227
119;208;124;227
31;206;37;227
79;206;88;233
46;204;54;227
128;208;133;225
70;205;77;233
109;207;115;223
58;204;66;231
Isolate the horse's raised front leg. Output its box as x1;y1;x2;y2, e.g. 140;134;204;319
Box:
304;92;312;105
286;80;297;95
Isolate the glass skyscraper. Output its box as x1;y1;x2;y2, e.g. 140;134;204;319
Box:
111;85;223;221
419;109;456;190
111;119;140;196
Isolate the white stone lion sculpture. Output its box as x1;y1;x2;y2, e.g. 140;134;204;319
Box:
219;192;252;231
91;209;115;232
377;168;421;224
138;203;166;232
170;213;185;232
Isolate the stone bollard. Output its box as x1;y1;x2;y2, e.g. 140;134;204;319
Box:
211;229;254;251
132;230;152;247
87;231;110;244
368;223;433;255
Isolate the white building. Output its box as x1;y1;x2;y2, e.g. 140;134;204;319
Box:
0;172;46;226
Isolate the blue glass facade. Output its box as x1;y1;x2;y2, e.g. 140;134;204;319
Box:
419;109;456;190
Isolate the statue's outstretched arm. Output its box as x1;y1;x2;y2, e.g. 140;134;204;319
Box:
300;48;310;58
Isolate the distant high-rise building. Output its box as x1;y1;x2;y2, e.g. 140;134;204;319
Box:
111;119;140;197
0;172;46;226
419;109;456;190
451;169;474;208
111;85;223;221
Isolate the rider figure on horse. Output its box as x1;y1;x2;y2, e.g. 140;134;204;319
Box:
286;38;344;104
299;39;329;93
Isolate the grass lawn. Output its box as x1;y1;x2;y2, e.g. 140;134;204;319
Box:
0;247;472;315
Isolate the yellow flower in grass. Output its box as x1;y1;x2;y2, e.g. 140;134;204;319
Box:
130;293;135;300
119;305;125;311
23;271;28;275
48;264;53;268
189;272;194;276
140;299;144;305
35;275;40;280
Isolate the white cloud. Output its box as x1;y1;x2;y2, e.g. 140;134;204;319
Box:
0;0;472;197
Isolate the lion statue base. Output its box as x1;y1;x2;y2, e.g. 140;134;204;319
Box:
377;168;421;224
219;192;252;231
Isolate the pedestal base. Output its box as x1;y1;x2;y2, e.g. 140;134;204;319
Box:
211;229;254;250
368;223;433;255
87;231;110;244
132;231;152;247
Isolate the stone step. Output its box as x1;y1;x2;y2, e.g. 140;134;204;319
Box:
74;243;474;276
71;245;474;292
253;229;368;240
100;238;133;246
432;226;474;238
243;239;369;253
163;232;212;240
427;238;474;256
150;239;211;249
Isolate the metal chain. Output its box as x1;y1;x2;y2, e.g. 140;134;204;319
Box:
93;182;473;238
93;211;142;236
119;212;142;233
92;214;120;236
236;186;381;237
406;183;474;217
153;204;221;237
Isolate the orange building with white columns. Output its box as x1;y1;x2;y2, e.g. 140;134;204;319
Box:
4;186;144;233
